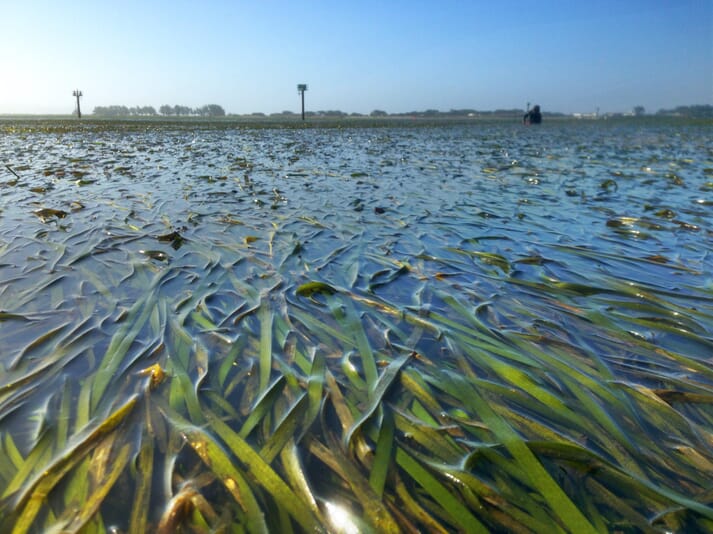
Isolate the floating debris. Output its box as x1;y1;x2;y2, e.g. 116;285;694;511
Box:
140;249;169;261
33;207;69;222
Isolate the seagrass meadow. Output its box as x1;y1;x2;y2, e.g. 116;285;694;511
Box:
0;118;712;533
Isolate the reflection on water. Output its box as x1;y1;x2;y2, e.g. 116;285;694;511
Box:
0;119;712;532
324;501;360;534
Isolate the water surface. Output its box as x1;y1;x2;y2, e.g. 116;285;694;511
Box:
1;119;712;532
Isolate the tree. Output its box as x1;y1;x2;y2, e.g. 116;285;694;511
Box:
633;105;646;116
94;104;224;117
370;110;388;117
93;105;130;117
196;104;226;117
170;105;192;116
656;104;713;118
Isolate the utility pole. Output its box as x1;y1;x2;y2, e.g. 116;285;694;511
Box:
297;84;307;120
73;89;83;119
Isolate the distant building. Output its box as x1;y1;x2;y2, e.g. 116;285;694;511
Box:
572;107;600;119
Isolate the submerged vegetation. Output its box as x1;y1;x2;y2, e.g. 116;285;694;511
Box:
0;119;712;532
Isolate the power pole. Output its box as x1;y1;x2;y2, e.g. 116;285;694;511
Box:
73;89;83;119
297;84;307;120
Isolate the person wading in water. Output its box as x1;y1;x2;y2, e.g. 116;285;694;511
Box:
523;104;542;125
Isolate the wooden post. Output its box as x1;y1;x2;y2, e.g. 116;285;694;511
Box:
297;84;307;120
73;89;83;119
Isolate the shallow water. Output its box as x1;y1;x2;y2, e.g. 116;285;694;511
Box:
1;119;712;532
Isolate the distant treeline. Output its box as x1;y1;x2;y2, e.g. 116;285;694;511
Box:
655;105;713;118
90;104;712;120
91;107;536;120
93;104;226;117
263;108;547;119
241;106;711;119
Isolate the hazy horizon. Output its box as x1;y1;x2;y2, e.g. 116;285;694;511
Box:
0;102;708;118
1;1;711;116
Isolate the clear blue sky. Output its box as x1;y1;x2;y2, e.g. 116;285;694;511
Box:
1;1;711;115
